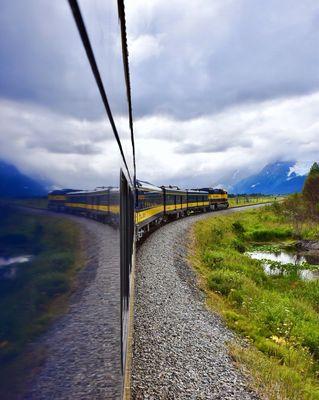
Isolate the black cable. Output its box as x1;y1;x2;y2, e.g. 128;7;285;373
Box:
117;0;137;185
68;0;132;183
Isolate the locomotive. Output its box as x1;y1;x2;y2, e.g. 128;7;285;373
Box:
48;181;228;239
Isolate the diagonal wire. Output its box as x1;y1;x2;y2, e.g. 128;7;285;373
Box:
68;0;132;183
117;0;136;185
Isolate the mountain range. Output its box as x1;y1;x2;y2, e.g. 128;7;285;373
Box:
0;160;47;197
0;159;309;198
230;161;306;195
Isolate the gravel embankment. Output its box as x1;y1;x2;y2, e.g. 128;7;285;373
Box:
132;207;261;399
24;214;122;400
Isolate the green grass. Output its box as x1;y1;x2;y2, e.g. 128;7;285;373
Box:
6;197;48;209
191;204;319;399
228;195;283;208
0;206;83;399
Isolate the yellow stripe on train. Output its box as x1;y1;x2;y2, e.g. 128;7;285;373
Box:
65;202;120;214
136;205;164;224
208;194;228;200
48;195;66;201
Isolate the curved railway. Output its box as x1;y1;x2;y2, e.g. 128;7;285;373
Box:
131;205;263;400
48;180;229;241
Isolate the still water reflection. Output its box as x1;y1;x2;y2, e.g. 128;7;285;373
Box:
0;255;32;267
247;250;319;280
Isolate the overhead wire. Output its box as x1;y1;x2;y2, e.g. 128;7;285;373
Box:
117;0;136;185
68;0;134;184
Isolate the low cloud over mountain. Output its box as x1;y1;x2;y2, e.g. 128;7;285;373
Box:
231;161;307;195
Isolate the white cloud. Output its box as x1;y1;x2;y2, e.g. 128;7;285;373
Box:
133;91;319;186
0;99;124;188
0;0;318;190
129;35;163;65
1;88;318;190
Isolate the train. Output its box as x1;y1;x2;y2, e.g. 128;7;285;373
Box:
43;0;230;382
48;181;229;239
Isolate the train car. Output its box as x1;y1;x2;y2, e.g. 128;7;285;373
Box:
162;186;188;218
208;188;229;209
47;189;78;211
3;0;135;396
64;187;120;225
135;181;164;238
186;189;210;212
197;187;229;210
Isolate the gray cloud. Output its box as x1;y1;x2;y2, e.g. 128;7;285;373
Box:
0;1;318;190
127;0;319;119
25;140;101;155
175;138;253;154
0;0;132;150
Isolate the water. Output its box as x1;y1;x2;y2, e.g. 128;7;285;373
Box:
0;255;32;280
247;250;319;280
0;255;32;267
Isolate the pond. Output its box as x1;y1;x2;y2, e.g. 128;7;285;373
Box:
247;250;319;280
0;255;32;267
0;255;32;280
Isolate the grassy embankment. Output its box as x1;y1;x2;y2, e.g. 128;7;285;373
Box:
0;206;83;399
5;197;48;210
191;203;319;399
228;195;284;208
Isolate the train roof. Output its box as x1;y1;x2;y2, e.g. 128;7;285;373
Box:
48;188;79;195
194;187;228;194
162;186;208;195
187;189;209;195
67;187;118;195
136;180;162;192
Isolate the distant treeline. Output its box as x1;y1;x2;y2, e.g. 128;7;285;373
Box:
228;193;278;198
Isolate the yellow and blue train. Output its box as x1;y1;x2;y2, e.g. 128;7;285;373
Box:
48;181;228;239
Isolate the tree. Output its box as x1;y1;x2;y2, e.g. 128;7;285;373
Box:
302;162;319;215
309;162;319;175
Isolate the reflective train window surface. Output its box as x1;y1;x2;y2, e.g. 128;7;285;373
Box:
0;1;134;399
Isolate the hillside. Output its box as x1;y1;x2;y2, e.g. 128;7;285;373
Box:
231;161;306;195
0;160;47;197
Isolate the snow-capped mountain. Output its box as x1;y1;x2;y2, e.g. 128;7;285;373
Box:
231;161;307;195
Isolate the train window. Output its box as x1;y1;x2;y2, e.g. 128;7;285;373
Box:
166;194;175;205
136;190;162;210
1;0;134;396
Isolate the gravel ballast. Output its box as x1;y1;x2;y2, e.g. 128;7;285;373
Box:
24;214;122;400
132;208;261;399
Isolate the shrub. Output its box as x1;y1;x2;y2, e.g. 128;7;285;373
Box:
232;238;246;253
210;226;224;244
247;227;293;241
202;250;224;268
208;270;246;296
232;221;245;235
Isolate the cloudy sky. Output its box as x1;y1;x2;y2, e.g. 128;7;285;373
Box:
1;0;319;189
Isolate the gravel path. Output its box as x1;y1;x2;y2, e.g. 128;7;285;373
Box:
132;207;261;399
24;214;122;400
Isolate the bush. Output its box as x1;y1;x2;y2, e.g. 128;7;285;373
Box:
208;270;246;296
202;250;224;268
210;226;224;244
247;227;293;241
232;221;245;235
232;238;246;253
